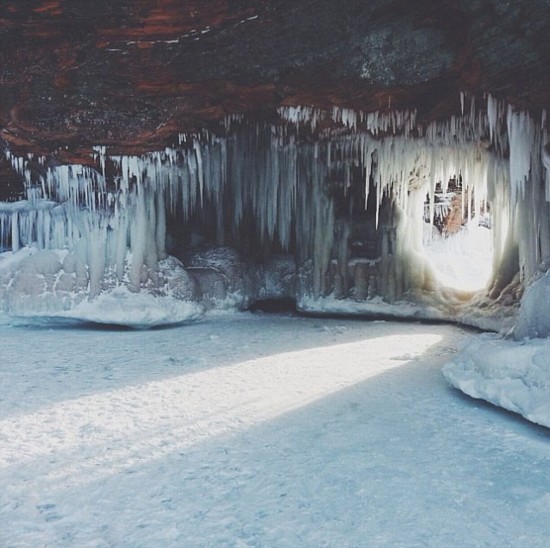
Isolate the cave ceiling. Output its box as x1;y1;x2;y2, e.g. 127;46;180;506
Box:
0;0;549;164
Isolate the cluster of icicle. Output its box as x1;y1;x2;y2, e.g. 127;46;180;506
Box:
276;105;417;136
0;94;548;309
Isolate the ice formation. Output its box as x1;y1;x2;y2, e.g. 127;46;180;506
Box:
443;334;550;429
0;95;548;328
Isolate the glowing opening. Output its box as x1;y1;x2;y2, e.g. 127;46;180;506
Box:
421;180;493;292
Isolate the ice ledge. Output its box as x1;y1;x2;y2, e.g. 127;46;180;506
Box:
0;287;206;329
298;295;447;322
297;294;517;333
443;335;550;429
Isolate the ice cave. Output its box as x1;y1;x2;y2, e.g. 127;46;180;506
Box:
1;1;550;544
0;98;548;334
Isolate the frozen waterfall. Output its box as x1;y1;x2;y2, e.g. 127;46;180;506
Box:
0;95;548;328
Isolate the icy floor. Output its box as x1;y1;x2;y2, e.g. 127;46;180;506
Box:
1;315;550;546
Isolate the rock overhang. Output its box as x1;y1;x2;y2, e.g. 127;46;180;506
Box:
1;0;548;160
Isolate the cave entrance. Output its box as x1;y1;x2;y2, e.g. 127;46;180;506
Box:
421;178;493;292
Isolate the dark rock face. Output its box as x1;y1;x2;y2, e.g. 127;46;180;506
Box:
1;0;548;161
352;20;455;87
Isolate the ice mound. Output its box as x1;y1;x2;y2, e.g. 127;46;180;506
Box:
56;287;204;328
443;335;550;429
0;248;204;327
514;269;550;339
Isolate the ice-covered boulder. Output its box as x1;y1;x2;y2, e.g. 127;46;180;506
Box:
185;247;247;290
255;255;297;301
159;256;201;302
0;248;205;327
514;270;550;339
188;267;228;303
185;247;252;308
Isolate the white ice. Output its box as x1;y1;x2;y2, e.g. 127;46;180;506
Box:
443;334;550;429
2;315;550;546
0;248;205;328
442;267;550;429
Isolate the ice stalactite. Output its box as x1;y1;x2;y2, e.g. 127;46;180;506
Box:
493;104;550;289
0;95;548;328
543;110;550;203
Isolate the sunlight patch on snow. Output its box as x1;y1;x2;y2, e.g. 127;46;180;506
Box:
0;332;442;486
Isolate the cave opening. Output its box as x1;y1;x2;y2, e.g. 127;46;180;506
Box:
421;177;493;293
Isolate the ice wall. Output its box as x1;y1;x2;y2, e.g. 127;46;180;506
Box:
0;96;548;327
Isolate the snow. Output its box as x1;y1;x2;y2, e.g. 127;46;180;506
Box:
53;288;204;328
2;314;550;546
298;294;447;322
442;263;550;431
423;222;493;292
443;334;550;429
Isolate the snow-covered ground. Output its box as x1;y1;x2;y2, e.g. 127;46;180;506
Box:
2;314;550;546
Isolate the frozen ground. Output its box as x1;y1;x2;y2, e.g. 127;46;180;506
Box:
1;314;550;546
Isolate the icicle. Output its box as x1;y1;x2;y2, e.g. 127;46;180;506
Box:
193;139;204;206
0;95;545;315
541;110;550;202
507;106;535;204
487;94;497;144
93;145;107;181
11;211;19;252
277;106;322;131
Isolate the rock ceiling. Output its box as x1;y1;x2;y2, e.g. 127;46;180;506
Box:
1;0;549;163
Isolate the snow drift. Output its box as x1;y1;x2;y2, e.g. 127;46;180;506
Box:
443;335;550;429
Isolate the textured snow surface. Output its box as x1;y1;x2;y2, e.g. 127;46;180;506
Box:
2;315;550;546
443;334;550;429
